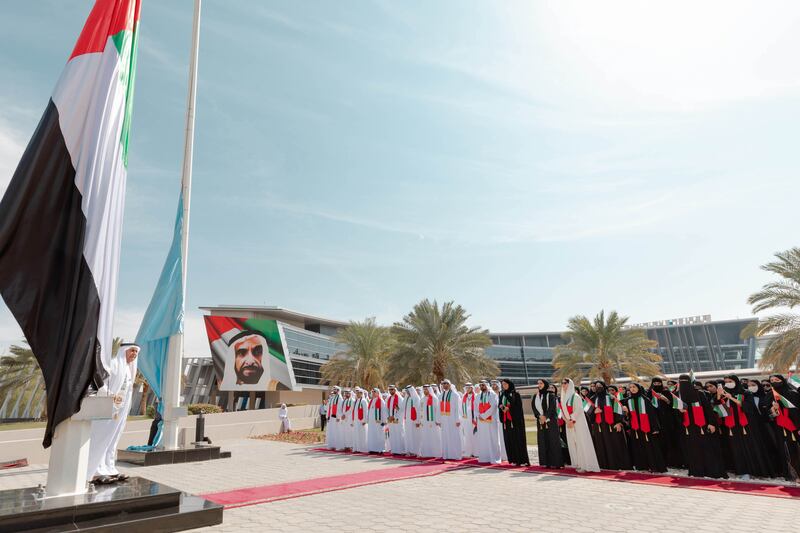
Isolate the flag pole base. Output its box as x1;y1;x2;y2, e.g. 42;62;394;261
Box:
45;396;114;498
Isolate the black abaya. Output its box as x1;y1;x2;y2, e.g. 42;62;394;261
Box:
590;384;632;470
649;385;685;468
626;387;666;473
499;380;530;466
716;377;772;477
769;376;800;480
532;387;564;468
677;379;727;479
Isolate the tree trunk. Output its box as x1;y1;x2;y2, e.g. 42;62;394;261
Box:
432;356;445;384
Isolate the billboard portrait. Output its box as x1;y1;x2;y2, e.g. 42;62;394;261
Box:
204;316;298;392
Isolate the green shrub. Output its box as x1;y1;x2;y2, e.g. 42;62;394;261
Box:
188;403;223;415
145;405;156;419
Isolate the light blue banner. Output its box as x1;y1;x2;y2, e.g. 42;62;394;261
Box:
129;193;184;450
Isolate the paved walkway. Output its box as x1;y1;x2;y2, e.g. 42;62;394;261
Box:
0;439;795;533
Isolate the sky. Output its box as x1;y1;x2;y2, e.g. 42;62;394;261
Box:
1;1;799;356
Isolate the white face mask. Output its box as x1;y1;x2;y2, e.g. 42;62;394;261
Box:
748;385;758;393
724;382;736;390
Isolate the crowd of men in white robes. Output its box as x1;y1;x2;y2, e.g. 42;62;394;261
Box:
323;379;511;464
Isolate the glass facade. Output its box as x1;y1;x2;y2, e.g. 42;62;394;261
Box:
486;319;758;386
281;324;347;386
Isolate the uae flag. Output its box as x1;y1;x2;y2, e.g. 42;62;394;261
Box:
0;0;141;447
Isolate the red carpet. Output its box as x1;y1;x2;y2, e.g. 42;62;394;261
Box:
203;460;466;509
311;447;800;500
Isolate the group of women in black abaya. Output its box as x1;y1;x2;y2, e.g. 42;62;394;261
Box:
531;373;800;481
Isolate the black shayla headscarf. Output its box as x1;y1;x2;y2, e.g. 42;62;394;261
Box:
724;374;743;395
678;374;699;403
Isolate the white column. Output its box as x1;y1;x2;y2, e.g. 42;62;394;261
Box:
45;396;113;497
161;333;184;449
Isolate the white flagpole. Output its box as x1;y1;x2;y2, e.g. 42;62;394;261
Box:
162;0;202;449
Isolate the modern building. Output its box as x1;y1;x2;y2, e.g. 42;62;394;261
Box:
488;315;759;386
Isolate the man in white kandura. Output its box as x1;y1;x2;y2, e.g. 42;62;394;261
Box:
385;384;405;455
560;378;600;473
87;343;140;484
438;379;463;460
461;382;477;458
367;388;387;453
338;389;354;451
475;380;501;464
325;386;342;450
418;385;442;458
352;388;369;452
279;403;292;433
402;384;420;456
490;379;508;462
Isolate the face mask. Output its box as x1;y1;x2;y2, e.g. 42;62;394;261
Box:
748;385;758;393
724;382;736;390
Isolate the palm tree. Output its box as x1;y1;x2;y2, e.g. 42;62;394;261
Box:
0;343;46;419
321;318;394;390
552;310;661;384
744;247;800;372
388;299;496;385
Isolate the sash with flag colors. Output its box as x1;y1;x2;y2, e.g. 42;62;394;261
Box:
612;393;624;415
0;0;141;448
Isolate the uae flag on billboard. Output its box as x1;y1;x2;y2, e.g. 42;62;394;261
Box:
204;316;298;392
0;0;141;447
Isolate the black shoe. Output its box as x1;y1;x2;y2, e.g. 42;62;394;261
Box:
115;474;130;482
91;476;114;485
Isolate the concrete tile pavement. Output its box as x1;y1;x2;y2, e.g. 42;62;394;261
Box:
0;438;795;533
195;464;795;533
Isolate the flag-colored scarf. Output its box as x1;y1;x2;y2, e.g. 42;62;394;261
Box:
500;393;513;428
773;390;798;433
370;396;382;422
478;392;492;422
721;395;748;430
440;390;452;416
628;397;651;434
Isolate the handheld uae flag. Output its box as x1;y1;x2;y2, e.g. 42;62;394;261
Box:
773;390;797;409
612;393;624;415
713;403;729;419
672;394;686;410
788;373;800;390
0;0;141;448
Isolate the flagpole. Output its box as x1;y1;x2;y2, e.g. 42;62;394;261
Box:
162;0;202;449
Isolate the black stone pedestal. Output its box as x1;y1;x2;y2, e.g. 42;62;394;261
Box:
0;477;223;532
117;444;227;466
